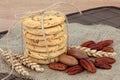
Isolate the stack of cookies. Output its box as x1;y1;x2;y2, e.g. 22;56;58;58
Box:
22;11;67;64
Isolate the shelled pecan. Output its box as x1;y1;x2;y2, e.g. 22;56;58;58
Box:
80;58;96;73
102;47;114;52
49;63;67;71
94;62;112;69
97;40;113;47
95;57;116;64
65;65;84;75
81;41;95;47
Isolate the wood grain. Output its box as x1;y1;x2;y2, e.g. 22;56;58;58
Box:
0;0;120;32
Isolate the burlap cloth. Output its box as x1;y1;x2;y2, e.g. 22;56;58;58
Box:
0;23;120;80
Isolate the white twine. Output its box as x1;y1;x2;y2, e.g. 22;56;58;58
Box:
40;12;51;63
40;10;71;63
37;2;82;63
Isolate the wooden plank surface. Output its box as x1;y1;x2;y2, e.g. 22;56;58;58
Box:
0;0;120;32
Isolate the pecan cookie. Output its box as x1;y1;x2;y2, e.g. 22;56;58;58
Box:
24;47;67;60
26;41;66;52
25;55;59;64
24;34;67;46
25;36;67;46
23;30;67;41
24;23;65;35
22;10;65;28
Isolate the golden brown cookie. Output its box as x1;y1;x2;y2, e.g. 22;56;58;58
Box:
24;47;67;60
22;11;65;29
26;41;66;52
26;55;59;64
25;35;66;46
23;30;67;41
24;23;65;35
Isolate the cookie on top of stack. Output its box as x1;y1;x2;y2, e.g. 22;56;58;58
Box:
22;10;67;64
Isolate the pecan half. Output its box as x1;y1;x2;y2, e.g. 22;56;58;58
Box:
102;47;114;52
97;40;113;47
80;58;96;73
49;63;67;71
95;57;116;64
95;62;112;69
88;44;103;50
81;41;95;47
65;65;84;75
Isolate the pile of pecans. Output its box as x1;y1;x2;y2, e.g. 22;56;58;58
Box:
81;40;114;52
48;40;116;75
80;40;116;57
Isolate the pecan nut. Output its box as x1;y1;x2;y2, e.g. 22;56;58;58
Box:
81;41;95;47
102;47;114;52
59;54;78;66
95;57;116;64
97;40;113;47
49;63;67;71
80;58;96;73
67;48;88;59
65;65;84;75
95;62;112;69
88;44;103;50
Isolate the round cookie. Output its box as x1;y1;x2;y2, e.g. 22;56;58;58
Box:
23;30;67;41
22;10;65;29
26;41;66;52
24;47;66;60
25;35;66;46
24;23;65;35
27;56;59;64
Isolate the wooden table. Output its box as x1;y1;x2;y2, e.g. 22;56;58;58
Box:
0;0;120;32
